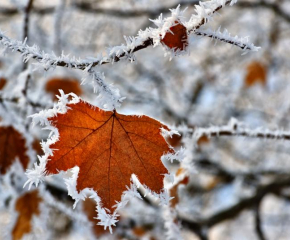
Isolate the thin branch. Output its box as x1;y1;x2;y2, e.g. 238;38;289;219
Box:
22;0;34;113
193;118;290;142
23;0;34;41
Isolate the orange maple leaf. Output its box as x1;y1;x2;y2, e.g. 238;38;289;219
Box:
161;21;188;51
12;190;42;240
45;101;173;211
0;126;29;175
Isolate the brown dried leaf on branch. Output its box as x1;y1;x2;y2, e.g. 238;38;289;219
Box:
45;101;174;211
245;61;267;87
12;190;42;240
0;126;29;175
161;21;188;51
45;78;82;100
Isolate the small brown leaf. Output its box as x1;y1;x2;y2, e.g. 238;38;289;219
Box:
12;190;42;240
245;61;267;87
0;126;29;175
45;78;82;100
161;21;188;51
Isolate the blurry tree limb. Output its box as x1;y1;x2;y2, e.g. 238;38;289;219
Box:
180;178;290;235
22;0;34;116
23;0;34;41
238;1;290;23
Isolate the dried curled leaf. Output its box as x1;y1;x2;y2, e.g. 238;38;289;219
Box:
12;190;42;240
46;101;173;211
161;21;188;51
0;126;29;175
245;61;267;87
45;78;82;100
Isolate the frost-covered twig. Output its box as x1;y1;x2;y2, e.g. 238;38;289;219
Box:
0;0;255;72
193;118;290;143
195;28;260;53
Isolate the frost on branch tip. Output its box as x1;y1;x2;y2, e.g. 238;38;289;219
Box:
195;27;260;54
